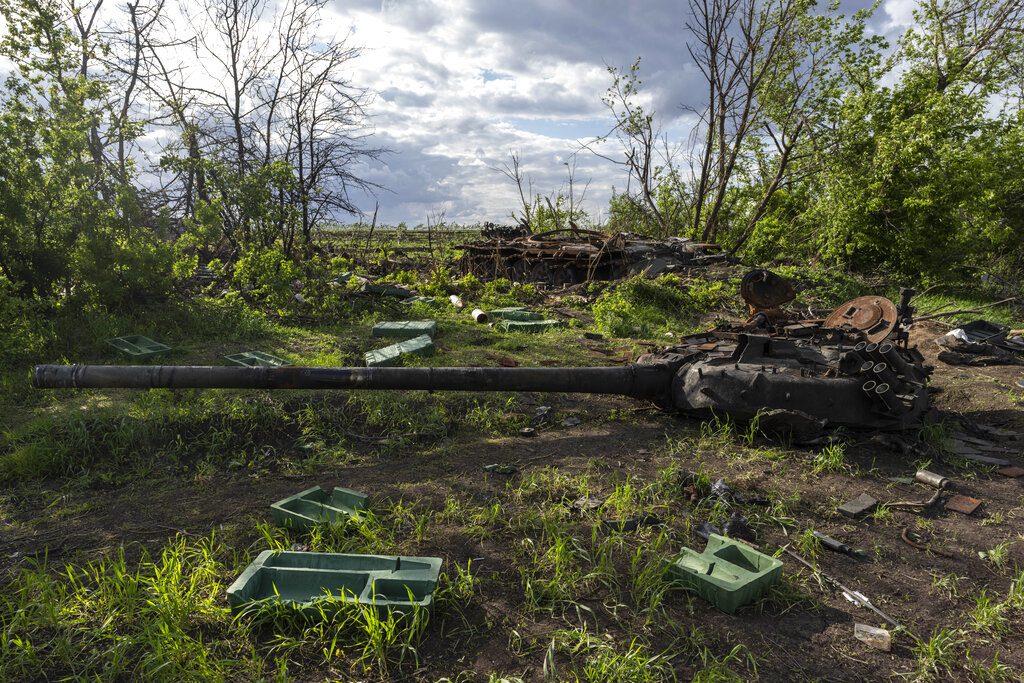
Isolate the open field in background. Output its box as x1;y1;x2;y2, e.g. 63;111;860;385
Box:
1;259;1023;682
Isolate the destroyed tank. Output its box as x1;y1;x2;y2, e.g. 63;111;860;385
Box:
32;289;931;434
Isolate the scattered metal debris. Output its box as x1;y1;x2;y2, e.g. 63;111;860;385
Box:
900;527;956;558
694;521;722;540
782;548;901;629
722;512;755;541
936;320;1024;366
710;479;736;502
482;463;518;475
839;493;879;518
944;494;982;515
459;229;724;285
812;531;867;559
531;406;552;426
889;470;949;510
601;513;663;533
570;496;604;512
914;470;950;490
480;222;530;240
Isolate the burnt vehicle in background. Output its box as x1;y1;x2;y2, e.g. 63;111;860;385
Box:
459;228;725;286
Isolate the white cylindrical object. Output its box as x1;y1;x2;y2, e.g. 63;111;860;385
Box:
449;294;464;308
472;308;488;323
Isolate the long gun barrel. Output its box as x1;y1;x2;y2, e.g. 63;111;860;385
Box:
32;364;672;398
31;329;934;432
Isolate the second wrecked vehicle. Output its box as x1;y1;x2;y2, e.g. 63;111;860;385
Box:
458;228;725;285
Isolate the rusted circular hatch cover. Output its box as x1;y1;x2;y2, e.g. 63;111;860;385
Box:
825;296;898;342
740;269;796;310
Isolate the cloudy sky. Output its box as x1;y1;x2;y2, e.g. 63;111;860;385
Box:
0;0;918;225
323;0;918;225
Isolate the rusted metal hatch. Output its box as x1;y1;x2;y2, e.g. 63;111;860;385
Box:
825;296;898;342
740;269;796;311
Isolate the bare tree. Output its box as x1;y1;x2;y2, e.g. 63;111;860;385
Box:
116;0;383;251
493;151;535;230
686;0;803;244
586;1;874;250
583;58;684;239
277;0;384;248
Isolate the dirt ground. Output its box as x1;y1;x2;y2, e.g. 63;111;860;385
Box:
2;320;1023;681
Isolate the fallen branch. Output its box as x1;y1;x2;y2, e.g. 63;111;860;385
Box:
912;297;1018;323
909;283;945;303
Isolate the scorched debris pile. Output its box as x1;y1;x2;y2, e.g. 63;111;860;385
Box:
459;228;725;285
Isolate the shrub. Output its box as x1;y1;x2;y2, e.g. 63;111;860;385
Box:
592;274;729;338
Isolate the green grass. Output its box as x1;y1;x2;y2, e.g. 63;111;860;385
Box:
591;274;734;339
912;290;1023;328
810;442;847;475
909;627;964;681
4;266;1024;682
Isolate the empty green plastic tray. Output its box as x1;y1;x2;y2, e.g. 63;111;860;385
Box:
106;335;172;358
664;534;783;613
270;485;368;531
371;320;438;339
365;334;435;367
498;319;565;333
226;550;443;615
224;351;293;367
488;307;544;322
361;282;413;298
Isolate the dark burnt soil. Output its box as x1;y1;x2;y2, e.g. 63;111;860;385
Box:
2;320;1023;682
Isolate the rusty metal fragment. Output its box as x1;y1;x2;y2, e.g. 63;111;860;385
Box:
825;296;899;343
944;495;982;515
740;268;795;312
997;466;1024;478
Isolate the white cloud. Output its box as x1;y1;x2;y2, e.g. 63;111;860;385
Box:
882;0;918;31
1;0;906;226
326;0;700;224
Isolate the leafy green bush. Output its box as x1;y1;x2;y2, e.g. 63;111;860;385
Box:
453;272;483;296
770;266;867;310
417;265;457;297
479;278;539;308
592;275;729;339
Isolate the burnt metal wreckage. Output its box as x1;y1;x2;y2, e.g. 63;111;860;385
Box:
32;271;933;436
458;228;726;285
